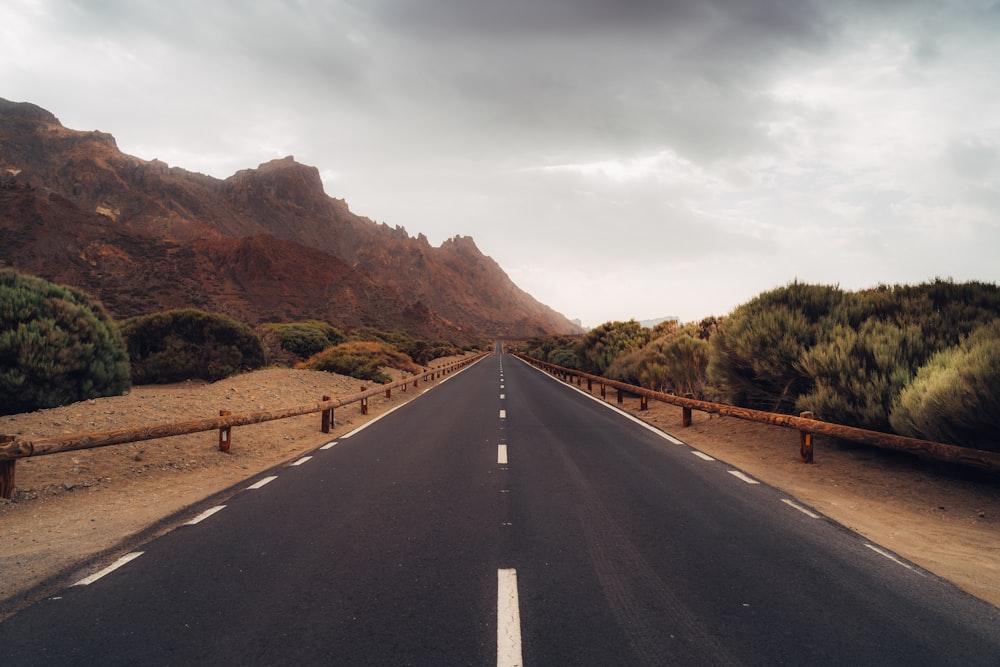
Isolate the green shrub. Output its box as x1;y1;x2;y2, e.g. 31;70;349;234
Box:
0;269;130;415
120;309;266;384
890;320;1000;451
346;328;461;365
575;320;650;376
708;282;844;412
259;321;345;362
607;323;710;397
300;340;421;383
796;319;926;430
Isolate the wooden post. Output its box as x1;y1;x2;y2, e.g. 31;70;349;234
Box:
0;435;14;500
640;395;648;411
577;375;582;386
600;383;606;399
682;393;693;428
321;396;331;433
361;387;368;415
587;378;592;391
800;411;814;463
385;383;392;399
218;411;232;453
617;388;623;404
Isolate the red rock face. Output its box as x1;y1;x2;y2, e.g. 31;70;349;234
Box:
0;98;583;341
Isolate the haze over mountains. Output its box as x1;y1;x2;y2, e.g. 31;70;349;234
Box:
0;98;582;342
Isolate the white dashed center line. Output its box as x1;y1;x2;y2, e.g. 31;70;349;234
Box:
500;409;506;419
691;451;715;461
498;445;508;465
497;568;524;667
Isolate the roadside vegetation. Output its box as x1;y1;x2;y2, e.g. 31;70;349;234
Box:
0;269;479;414
520;279;1000;453
0;269;131;416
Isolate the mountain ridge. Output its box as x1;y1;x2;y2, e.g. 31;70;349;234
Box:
0;98;582;341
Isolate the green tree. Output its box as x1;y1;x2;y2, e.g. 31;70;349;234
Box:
0;270;130;415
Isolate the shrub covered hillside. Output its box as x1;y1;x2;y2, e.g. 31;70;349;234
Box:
0;269;131;415
520;279;1000;452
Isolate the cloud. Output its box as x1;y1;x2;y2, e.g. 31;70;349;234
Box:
3;0;998;326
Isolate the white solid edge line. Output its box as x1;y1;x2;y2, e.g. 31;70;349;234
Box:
340;401;410;438
73;552;145;586
186;505;226;525
781;498;820;518
865;544;922;574
247;476;278;490
292;456;313;466
511;355;686;445
727;470;760;485
497;568;524;667
320;441;338;450
498;444;508;465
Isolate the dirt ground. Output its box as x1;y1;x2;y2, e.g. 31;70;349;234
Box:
2;357;998;621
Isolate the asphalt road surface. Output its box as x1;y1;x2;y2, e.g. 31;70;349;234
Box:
2;348;998;665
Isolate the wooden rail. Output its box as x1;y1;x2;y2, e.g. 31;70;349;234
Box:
515;353;1000;473
0;353;488;499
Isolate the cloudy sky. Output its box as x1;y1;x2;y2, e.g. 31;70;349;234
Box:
4;1;999;326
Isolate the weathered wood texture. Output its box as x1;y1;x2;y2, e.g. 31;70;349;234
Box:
0;354;487;498
516;354;1000;473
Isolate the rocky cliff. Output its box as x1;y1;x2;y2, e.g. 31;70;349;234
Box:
0;98;582;341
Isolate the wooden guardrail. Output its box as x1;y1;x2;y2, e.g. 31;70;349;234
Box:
0;353;489;499
514;353;1000;474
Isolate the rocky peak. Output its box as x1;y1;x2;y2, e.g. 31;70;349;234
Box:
222;156;328;213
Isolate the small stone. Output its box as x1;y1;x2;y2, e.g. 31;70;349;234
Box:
62;482;76;491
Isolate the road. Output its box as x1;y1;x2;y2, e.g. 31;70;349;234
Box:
1;347;998;665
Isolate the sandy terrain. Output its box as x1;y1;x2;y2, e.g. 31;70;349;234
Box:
2;357;998;622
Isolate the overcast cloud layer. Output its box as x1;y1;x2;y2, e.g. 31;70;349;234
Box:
4;0;999;326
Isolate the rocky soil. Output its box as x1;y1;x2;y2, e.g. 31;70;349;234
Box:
2;358;998;621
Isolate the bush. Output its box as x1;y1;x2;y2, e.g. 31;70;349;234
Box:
606;322;710;397
300;341;422;383
259;321;345;362
890;320;1000;451
708;282;844;412
796;319;926;430
0;269;130;415
575;320;650;376
346;328;461;365
120;309;266;384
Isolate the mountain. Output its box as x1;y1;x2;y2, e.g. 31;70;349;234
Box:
0;98;583;341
